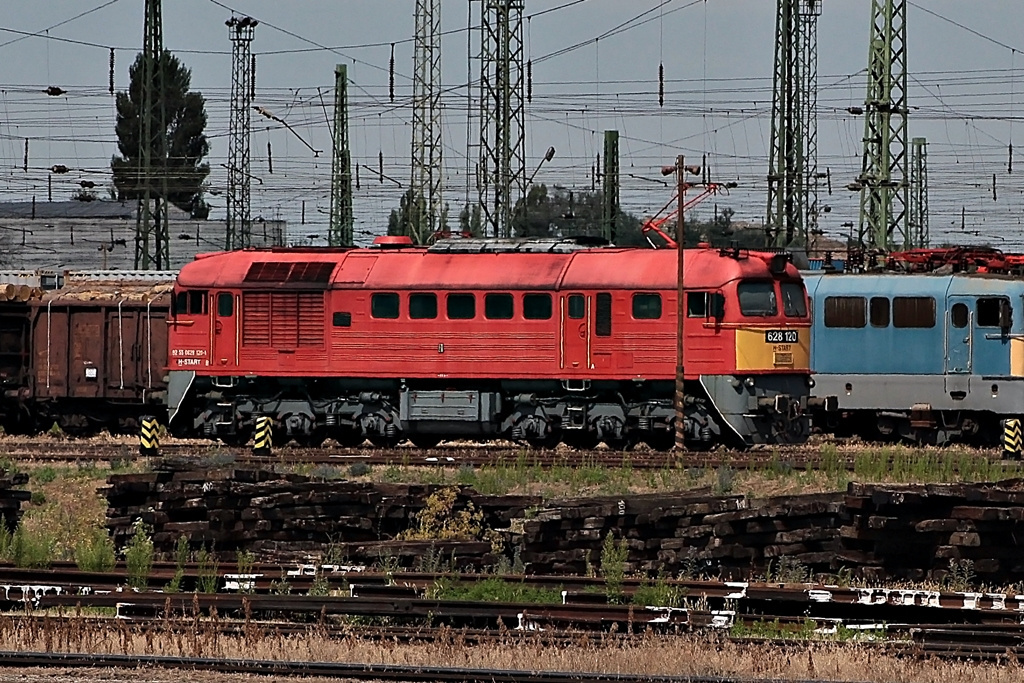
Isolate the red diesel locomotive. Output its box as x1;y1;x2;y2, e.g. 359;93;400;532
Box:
166;238;816;449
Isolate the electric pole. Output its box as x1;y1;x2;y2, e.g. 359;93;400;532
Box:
410;0;442;244
601;130;619;243
479;0;526;239
330;64;354;247
766;0;819;247
134;0;170;270
226;16;257;250
909;137;929;248
857;0;910;251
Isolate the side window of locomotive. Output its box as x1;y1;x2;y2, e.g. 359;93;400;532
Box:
596;293;612;337
447;294;475;319
781;282;807;317
217;293;233;317
823;296;866;328
737;282;778;317
893;296;936;328
951;303;969;329
523;293;552;320
632;293;662;319
409;293;438;319
332;312;352;328
977;297;1007;327
687;292;707;318
175;290;207;316
484;293;514;320
371;292;400;319
869;297;890;328
567;294;585;319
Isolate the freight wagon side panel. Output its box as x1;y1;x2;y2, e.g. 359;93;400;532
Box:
31;307;70;397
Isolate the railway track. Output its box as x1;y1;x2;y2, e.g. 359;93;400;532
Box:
0;437;1008;470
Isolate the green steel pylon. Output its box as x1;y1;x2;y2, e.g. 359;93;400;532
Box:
601;130;619;243
857;0;910;251
329;64;354;247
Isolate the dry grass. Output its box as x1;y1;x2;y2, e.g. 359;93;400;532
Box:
0;617;1018;683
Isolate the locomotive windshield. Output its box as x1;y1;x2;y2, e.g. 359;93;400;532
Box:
737;281;778;317
781;282;807;317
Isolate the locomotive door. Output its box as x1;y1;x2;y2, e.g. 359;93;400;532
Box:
945;296;972;375
212;291;238;368
561;293;590;370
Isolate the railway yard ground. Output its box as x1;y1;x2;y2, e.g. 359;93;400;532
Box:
0;434;1022;682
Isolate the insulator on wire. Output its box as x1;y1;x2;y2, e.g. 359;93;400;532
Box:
527;61;534;101
44;86;66;97
251;55;257;100
355;162;360;190
389;44;395;103
50;164;69;174
993;173;998;202
23;138;28;172
1010;143;1014;175
658;62;664;107
379;151;384;183
267;141;273;174
109;48;115;95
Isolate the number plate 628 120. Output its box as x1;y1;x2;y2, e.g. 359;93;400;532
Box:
765;330;799;344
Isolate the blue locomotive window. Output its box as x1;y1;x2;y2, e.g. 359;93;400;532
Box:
523;293;552;320
485;293;514;319
893;297;935;328
870;297;889;327
371;293;400;319
568;294;585;319
447;294;475;319
409;293;437;319
596;293;612;336
977;298;1006;327
632;293;662;319
781;283;807;317
738;282;777;317
824;297;866;328
951;303;968;329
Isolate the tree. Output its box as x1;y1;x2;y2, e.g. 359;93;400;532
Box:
510;184;642;241
111;51;210;217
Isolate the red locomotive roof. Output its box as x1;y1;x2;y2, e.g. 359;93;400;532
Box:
177;245;797;291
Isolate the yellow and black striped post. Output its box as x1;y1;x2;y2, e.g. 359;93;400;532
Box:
139;416;159;457
1003;419;1022;459
253;416;273;456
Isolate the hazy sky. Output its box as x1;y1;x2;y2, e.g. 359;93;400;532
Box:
0;1;1022;248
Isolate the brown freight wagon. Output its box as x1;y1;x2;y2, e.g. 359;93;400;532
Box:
29;275;173;435
0;301;32;433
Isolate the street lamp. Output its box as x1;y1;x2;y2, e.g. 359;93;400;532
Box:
528;146;557;186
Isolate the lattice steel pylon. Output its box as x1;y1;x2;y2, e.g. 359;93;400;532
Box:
766;0;820;247
226;16;257;250
857;0;910;251
601;130;619;243
909;137;929;248
410;0;442;244
330;64;354;247
478;0;526;239
134;0;170;270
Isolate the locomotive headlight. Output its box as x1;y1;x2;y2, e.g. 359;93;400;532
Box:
729;377;741;388
744;377;756;388
807;377;816;389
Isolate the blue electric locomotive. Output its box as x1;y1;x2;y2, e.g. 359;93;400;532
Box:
805;271;1022;445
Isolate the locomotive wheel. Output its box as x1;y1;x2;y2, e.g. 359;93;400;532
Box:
369;434;401;448
644;433;676;451
409;435;442;449
331;428;365;447
296;430;327;448
603;437;635;452
221;430;252;447
525;432;561;449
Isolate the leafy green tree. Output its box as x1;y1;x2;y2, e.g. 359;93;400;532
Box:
111;51;210;218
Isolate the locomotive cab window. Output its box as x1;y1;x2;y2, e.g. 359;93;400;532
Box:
217;293;233;317
951;303;969;329
332;312;352;327
567;294;585;319
781;282;807;317
484;293;514;320
632;293;662;319
596;293;612;336
893;296;935;328
824;296;866;328
174;290;207;316
870;297;890;328
977;297;1010;327
687;292;707;318
523;293;552;320
737;281;778;317
371;292;400;319
409;293;438;319
447;294;475;320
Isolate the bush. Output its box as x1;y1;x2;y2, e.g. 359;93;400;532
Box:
600;533;629;604
125;522;154;590
75;529;116;572
196;546;219;593
9;525;55;569
166;535;189;593
401;487;483;541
